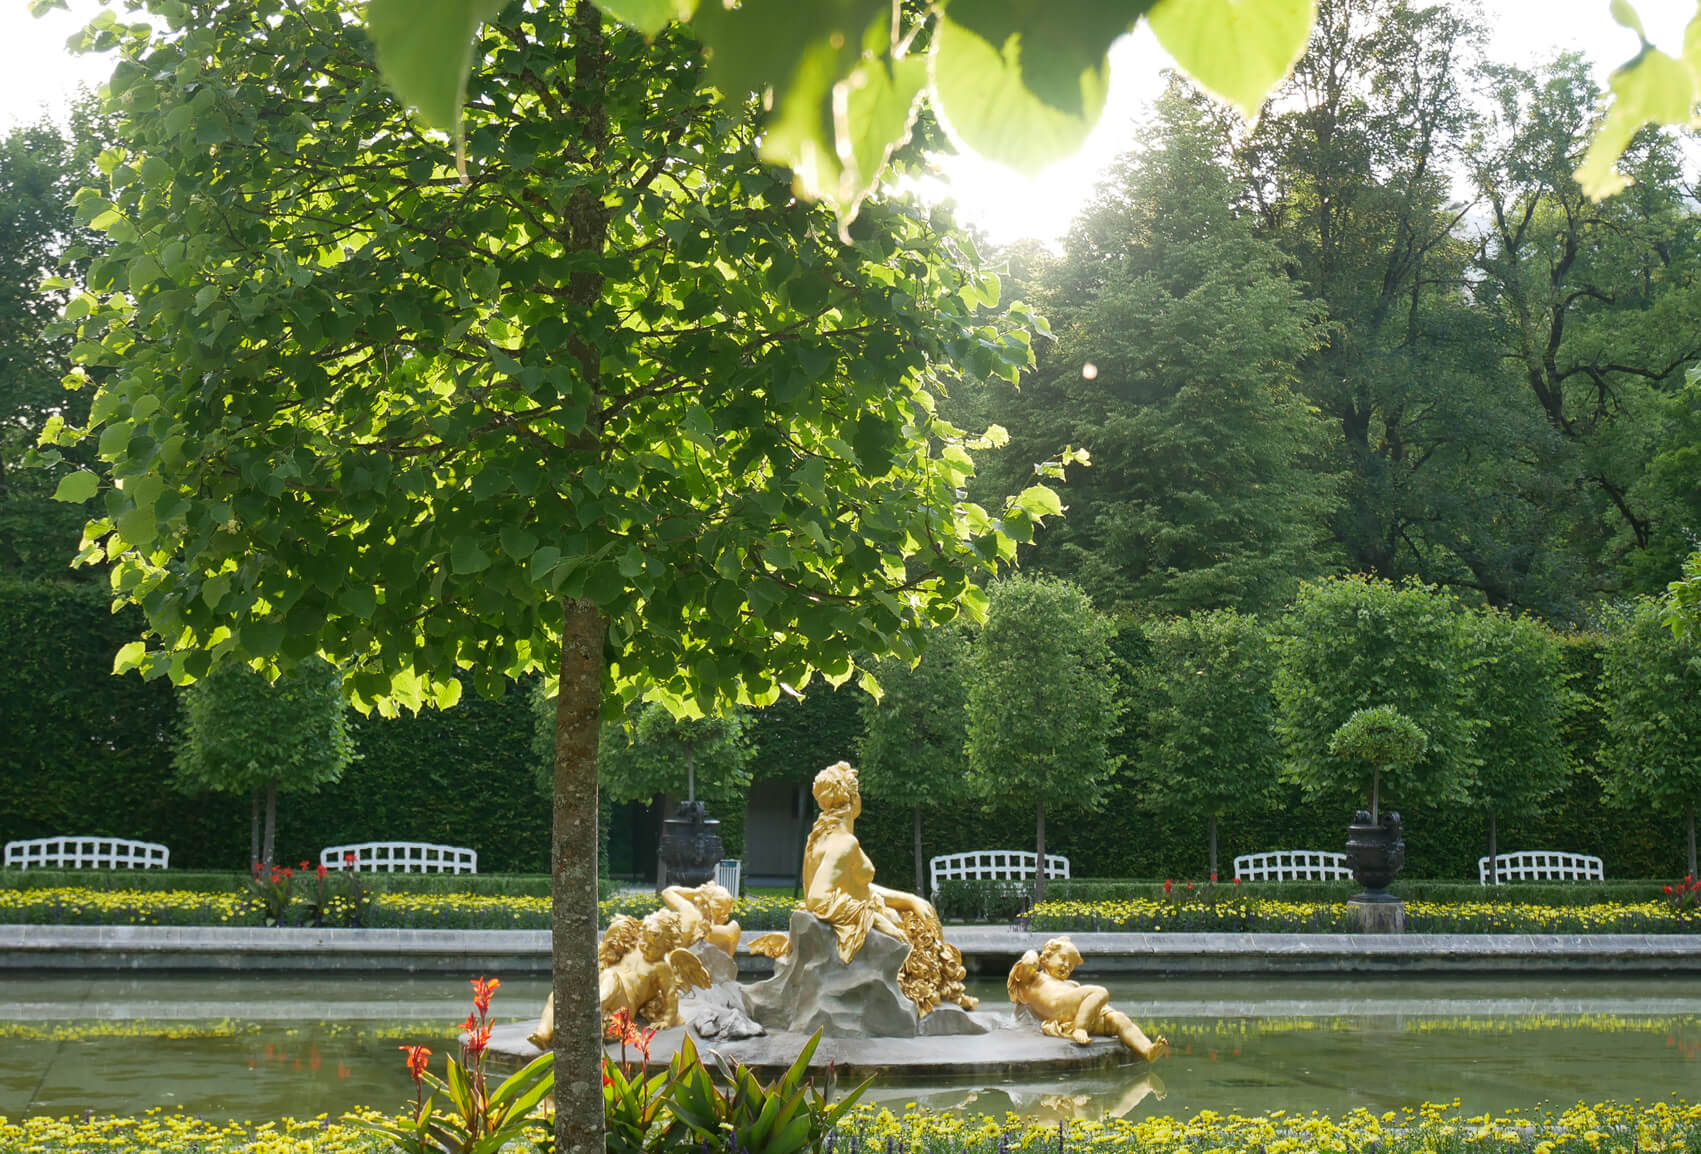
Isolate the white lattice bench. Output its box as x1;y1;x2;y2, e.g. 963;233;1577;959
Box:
3;836;169;870
1233;850;1353;882
929;850;1070;898
321;841;478;873
1479;850;1603;884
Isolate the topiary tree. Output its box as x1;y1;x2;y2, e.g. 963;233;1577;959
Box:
1274;576;1478;820
1600;596;1701;877
857;622;978;895
1327;706;1428;823
1458;608;1573;883
173;656;354;868
965;574;1121;902
1137;609;1282;881
596;699;756;812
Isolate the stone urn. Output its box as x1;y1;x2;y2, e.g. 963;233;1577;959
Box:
659;800;723;886
1344;809;1405;896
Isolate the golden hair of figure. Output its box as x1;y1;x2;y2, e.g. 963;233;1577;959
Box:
1007;936;1167;1062
750;761;977;1015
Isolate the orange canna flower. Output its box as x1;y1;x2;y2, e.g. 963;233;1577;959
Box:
399;1044;432;1081
470;976;501;1014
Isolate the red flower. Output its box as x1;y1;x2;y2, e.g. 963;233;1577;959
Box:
299;861;310;871
470;976;501;1014
399;1044;432;1081
1163;879;1173;894
463;1011;478;1035
1233;877;1241;885
1210;873;1218;884
315;864;329;880
1668;885;1676;895
464;1024;492;1061
605;1006;632;1040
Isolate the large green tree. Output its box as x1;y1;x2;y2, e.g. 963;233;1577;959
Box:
0;112;107;579
857;621;978;895
1599;596;1701;877
173;656;356;868
986;84;1337;616
1137;609;1283;880
47;3;1061;1147
964;574;1120;902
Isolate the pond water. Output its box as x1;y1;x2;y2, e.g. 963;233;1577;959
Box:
3;972;1699;1123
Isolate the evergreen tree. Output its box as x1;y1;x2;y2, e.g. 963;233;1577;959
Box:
987;84;1337;616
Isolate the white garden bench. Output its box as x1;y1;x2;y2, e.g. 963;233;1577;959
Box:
3;836;169;870
929;850;1070;898
1232;850;1353;882
321;841;478;873
1478;850;1603;884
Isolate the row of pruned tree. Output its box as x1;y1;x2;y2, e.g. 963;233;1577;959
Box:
855;574;1701;888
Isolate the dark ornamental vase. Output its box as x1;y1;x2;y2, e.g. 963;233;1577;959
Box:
658;800;724;886
1344;809;1405;897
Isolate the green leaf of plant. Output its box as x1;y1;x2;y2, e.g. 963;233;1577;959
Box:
1146;0;1316;120
366;0;505;134
600;0;698;37
929;0;1131;173
1576;47;1697;199
1016;484;1064;518
112;640;147;675
1610;0;1645;38
451;535;491;574
52;470;99;503
836;51;927;224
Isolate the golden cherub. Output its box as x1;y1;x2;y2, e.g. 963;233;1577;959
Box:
1007;936;1167;1062
748;761;975;1016
528;908;712;1048
660;880;740;956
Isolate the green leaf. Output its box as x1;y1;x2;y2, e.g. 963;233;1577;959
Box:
366;0;505;134
451;535;491;574
1610;0;1645;38
1577;46;1698;199
600;0;698;37
1146;0;1316;120
500;525;538;561
838;51;927;223
1015;484;1064;518
930;0;1131;174
52;470;100;503
112;640;147;675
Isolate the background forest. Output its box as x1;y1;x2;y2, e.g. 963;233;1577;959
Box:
3;0;1699;884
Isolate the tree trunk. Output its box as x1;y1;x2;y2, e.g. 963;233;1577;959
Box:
913;804;924;898
1488;811;1499;885
553;4;610;1146
1689;802;1697;880
1033;795;1047;904
250;789;260;868
685;748;695;803
552;598;607;1154
261;780;277;869
1208;812;1218;882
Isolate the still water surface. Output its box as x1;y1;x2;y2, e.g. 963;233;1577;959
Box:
3;973;1699;1122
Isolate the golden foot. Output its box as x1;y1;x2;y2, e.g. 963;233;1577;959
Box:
1145;1036;1169;1062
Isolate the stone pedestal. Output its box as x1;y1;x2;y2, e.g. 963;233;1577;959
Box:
747;911;924;1037
1348;894;1405;933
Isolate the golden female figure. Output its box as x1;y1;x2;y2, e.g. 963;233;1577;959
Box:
753;761;975;1015
1007;936;1167;1062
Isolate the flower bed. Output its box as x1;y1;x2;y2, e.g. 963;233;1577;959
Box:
5;1099;1700;1154
1022;896;1701;934
0;886;803;930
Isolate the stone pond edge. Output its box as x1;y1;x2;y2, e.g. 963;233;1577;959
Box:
3;925;1700;973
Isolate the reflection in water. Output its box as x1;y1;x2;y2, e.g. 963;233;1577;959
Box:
4;973;1701;1121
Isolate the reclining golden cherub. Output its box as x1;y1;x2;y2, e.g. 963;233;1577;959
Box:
528;908;712;1047
1007;936;1167;1062
660;880;740;956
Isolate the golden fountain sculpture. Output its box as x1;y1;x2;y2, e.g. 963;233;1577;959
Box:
660;880;741;956
749;761;977;1017
1006;936;1168;1062
528;908;713;1047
